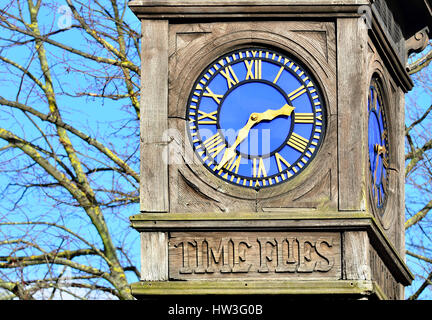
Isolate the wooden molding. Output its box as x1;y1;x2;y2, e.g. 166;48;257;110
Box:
128;0;370;19
130;211;413;286
131;279;378;297
140;20;169;212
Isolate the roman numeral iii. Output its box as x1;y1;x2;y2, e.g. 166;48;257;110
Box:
202;133;226;159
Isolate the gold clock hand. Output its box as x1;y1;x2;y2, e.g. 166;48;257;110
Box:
374;144;386;156
373;151;380;184
216;104;295;170
216;116;257;170
372;143;387;202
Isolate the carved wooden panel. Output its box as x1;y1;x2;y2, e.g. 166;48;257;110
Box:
369;246;403;300
140;20;169;212
166;21;337;213
169;232;341;280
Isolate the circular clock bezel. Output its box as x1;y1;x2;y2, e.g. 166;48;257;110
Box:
367;73;390;219
185;46;327;190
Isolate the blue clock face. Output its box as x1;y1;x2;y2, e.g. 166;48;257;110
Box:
368;77;389;211
186;48;326;189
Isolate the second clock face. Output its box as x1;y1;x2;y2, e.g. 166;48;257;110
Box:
186;48;326;189
368;77;389;212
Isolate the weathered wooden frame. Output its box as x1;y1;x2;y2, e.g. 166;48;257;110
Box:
167;21;337;213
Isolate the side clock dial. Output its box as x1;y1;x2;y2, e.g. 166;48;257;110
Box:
186;48;326;189
368;76;389;213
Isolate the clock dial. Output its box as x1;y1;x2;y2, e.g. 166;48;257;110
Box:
368;77;389;212
186;48;326;189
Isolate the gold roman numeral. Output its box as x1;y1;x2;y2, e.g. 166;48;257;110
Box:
202;133;226;159
217;153;242;180
275;152;291;172
253;158;267;178
197;110;218;125
382;129;387;141
220;66;239;89
294;113;315;123
203;87;223;104
245;59;262;80
287;133;309;153
382;156;389;169
273;66;284;84
288;85;307;101
225;153;242;174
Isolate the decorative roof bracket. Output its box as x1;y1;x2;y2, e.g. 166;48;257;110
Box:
406;27;430;57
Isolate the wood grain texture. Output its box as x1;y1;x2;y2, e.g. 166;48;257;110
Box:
396;89;405;257
128;0;370;20
130;0;369;5
140;20;169;212
140;232;168;281
167;118;257;213
337;18;368;211
131;280;376;297
169;231;341;280
167;21;337;212
342;231;370;280
369;246;403;300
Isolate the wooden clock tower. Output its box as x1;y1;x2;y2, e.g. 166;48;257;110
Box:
128;0;431;300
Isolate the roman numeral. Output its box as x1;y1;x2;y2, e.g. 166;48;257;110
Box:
197;110;218;125
253;158;267;178
220;66;239;89
225;153;242;174
287;133;309;153
382;156;389;169
273;66;284;84
217;153;242;180
382;129;387;141
377;183;386;206
275;152;291;172
203;87;223;104
376;184;382;205
294;113;315;123
288;85;307;101
244;59;262;80
202;133;226;159
372;183;378;201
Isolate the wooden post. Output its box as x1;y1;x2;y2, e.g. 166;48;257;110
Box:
140;20;169;212
140;232;168;281
337;17;368;211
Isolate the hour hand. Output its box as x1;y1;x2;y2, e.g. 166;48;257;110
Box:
216;147;237;171
257;104;295;122
216;118;256;170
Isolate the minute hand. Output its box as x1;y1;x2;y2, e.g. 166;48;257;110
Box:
216;104;295;170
